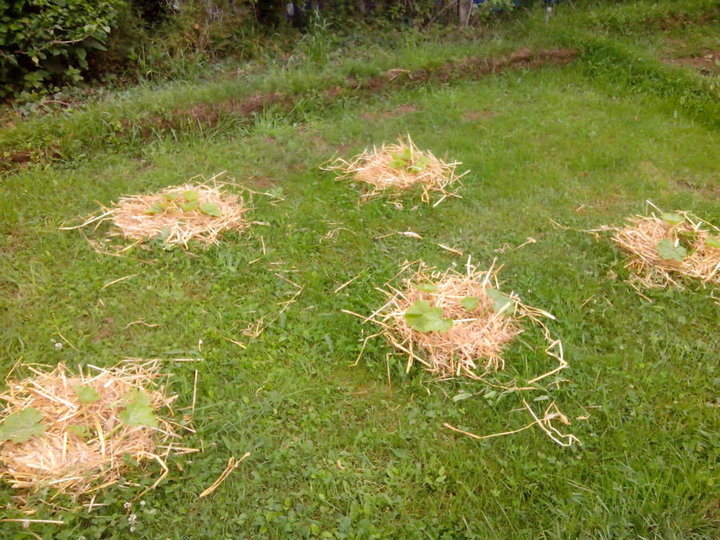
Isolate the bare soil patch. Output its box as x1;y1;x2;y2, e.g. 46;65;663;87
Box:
361;103;420;122
462;109;496;121
667;49;720;75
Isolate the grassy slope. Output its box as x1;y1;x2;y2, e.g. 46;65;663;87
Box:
3;0;718;168
2;2;720;539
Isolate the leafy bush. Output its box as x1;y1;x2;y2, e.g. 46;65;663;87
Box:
0;0;123;96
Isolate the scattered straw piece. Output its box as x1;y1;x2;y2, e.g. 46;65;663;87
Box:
323;136;466;205
443;400;580;447
198;452;250;499
591;204;720;288
100;274;138;290
0;359;185;497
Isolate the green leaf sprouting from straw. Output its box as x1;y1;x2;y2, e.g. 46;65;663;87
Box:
661;212;684;226
0;407;46;443
119;391;158;428
73;384;100;404
706;235;720;249
183;190;200;202
199;202;222;217
404;300;453;333
656;238;687;261
486;288;516;315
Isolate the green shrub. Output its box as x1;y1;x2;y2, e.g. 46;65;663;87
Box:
0;0;123;96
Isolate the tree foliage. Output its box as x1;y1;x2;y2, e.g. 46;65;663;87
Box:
0;0;123;95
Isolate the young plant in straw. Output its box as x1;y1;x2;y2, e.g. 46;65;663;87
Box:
323;136;467;206
351;260;565;380
0;359;186;498
600;205;720;288
346;259;576;446
63;176;250;249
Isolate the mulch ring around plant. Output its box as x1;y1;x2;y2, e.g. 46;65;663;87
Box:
345;260;579;447
354;260;565;379
62;175;251;250
592;205;720;289
0;359;190;500
323;136;467;206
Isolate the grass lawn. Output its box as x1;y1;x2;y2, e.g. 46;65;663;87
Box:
1;2;719;538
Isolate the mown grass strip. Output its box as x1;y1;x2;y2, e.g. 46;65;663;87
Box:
1;49;576;172
562;29;720;131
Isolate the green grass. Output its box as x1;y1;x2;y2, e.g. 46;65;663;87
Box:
0;29;541;167
2;2;720;539
4;0;719;171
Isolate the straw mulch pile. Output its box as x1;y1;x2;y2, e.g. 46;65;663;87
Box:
63;179;250;249
359;261;564;380
323;136;466;206
110;182;249;247
609;210;720;288
0;359;181;497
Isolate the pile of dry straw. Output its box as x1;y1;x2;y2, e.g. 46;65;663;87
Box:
324;136;466;206
64;178;249;248
357;260;565;381
607;207;720;288
0;359;182;497
349;259;576;446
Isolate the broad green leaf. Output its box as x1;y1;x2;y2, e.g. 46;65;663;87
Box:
452;391;473;402
661;212;684;225
706;236;720;249
73;384;100;404
128;391;151;407
486;288;515;315
404;300;453;333
415;155;431;167
163;193;179;201
68;425;90;439
389;149;413;169
460;297;479;311
119;391;158;428
0;407;46;443
179;200;198;212
198;202;222;217
390;147;412;163
183;190;200;201
656;239;687;261
408;154;430;173
416;283;438;292
146;202;166;215
389;158;408;169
